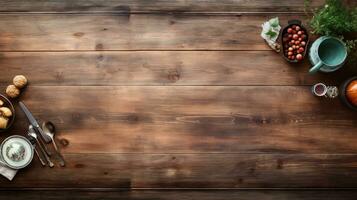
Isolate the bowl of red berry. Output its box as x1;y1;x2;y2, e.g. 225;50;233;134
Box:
281;19;309;63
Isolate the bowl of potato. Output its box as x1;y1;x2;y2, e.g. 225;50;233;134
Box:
0;94;15;132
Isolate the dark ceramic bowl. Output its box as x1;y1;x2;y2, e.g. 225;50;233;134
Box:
0;94;15;132
339;76;357;111
281;19;309;63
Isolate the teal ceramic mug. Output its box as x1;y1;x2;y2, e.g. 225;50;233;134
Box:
309;36;347;74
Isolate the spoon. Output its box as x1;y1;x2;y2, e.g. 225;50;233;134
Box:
28;129;54;168
42;121;65;167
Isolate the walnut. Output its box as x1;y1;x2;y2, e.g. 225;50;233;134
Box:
6;85;20;98
13;75;27;89
0;107;12;117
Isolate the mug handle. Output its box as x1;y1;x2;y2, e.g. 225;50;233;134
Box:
309;61;323;74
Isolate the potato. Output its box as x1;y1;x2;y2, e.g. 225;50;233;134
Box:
0;107;12;117
0;116;8;129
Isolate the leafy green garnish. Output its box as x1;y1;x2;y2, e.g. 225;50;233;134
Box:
265;30;277;38
310;0;357;36
269;17;280;28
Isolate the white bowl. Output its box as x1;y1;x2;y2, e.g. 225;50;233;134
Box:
0;135;34;169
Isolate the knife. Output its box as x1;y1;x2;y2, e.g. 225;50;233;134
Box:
19;101;52;143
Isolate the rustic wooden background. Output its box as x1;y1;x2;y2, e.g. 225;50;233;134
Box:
0;0;356;199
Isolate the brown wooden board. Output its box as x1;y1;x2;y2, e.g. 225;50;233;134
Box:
0;14;310;51
1;154;357;188
0;86;355;154
0;0;356;197
1;51;354;86
1;190;357;200
0;0;327;13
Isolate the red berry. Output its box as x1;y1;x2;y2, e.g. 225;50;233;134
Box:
297;31;302;35
295;26;301;31
288;34;292;38
291;40;295;43
291;55;295;60
296;54;303;60
298;38;302;41
301;41;306;46
299;47;305;52
288;47;293;51
287;28;293;33
288;51;293;56
295;41;300;45
293;34;299;40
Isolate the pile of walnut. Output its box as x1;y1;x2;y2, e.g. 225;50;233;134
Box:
5;75;28;98
0;100;12;129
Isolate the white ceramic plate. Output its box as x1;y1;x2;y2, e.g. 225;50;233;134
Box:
0;135;34;169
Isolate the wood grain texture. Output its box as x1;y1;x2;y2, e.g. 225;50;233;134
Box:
1;86;356;154
1;51;354;86
0;14;308;51
0;0;327;13
1;190;357;200
0;190;357;200
1;154;357;188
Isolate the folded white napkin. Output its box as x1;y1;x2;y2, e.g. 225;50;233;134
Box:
0;160;17;181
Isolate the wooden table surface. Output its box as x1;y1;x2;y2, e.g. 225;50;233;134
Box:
0;0;357;199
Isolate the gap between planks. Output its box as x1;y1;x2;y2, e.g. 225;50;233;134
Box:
0;11;311;15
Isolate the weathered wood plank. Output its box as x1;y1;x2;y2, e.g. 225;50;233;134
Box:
1;51;352;86
1;190;357;200
1;154;357;188
2;86;357;154
0;14;309;51
0;0;327;13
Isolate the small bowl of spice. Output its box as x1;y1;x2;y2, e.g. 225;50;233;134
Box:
0;94;15;132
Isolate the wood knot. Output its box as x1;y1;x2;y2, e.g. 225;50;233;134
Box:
54;71;64;82
95;43;104;50
167;70;180;82
127;114;139;123
60;138;69;147
277;159;284;169
97;54;104;62
75;164;85;168
73;32;85;38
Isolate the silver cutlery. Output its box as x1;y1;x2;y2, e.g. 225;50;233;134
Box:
42;121;65;167
27;136;46;166
30;125;52;157
28;126;54;168
19;101;52;143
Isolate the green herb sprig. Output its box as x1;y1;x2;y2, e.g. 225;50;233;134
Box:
306;0;357;62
